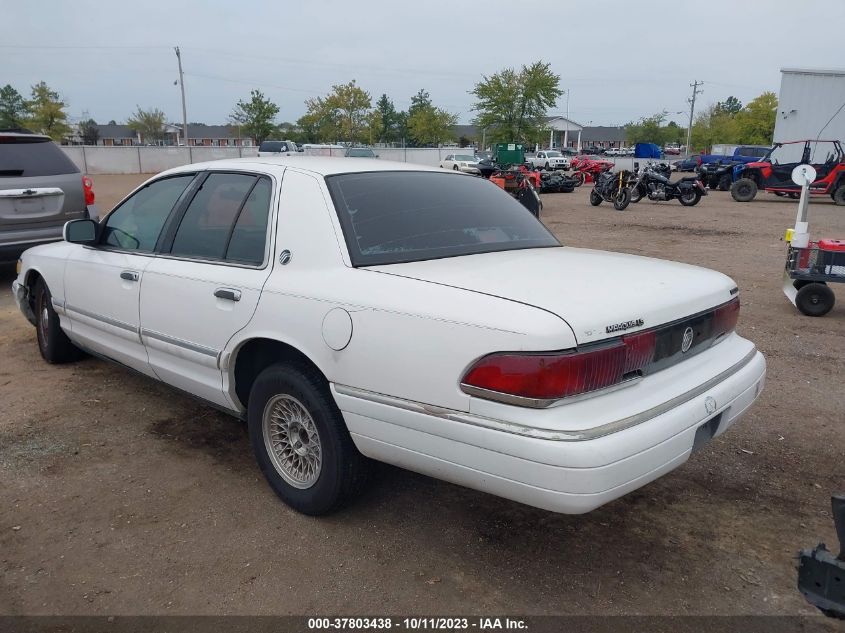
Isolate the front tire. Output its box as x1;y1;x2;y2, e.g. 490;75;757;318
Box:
679;189;702;206
613;187;631;211
718;174;731;191
589;190;602;206
248;363;369;515
629;185;644;204
833;185;845;206
795;283;835;317
573;171;585;187
452;165;459;171
731;178;758;202
34;278;82;364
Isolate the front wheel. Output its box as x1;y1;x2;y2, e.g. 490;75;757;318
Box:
573;171;585;187
589;190;602;206
833;185;845;206
795;283;835;317
34;278;83;363
248;363;370;515
629;185;644;203
613;187;631;211
452;165;459;171
731;177;758;202
679;189;702;206
718;174;731;191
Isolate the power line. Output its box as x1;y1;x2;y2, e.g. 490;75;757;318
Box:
182;71;323;95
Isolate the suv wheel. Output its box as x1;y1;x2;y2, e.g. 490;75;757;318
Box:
34;278;83;364
248;363;369;515
731;177;758;202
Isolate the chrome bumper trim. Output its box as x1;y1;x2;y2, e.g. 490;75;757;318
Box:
334;348;760;442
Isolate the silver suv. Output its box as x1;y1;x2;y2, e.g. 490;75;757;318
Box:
0;132;98;261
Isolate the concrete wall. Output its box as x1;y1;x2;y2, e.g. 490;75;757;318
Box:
61;146;260;175
62;145;467;174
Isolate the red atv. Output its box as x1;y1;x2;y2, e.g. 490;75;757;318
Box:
731;140;845;205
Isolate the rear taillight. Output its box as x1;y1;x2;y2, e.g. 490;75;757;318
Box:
713;297;740;337
461;332;656;403
82;175;95;205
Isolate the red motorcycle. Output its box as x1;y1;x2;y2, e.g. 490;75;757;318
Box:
570;156;614;186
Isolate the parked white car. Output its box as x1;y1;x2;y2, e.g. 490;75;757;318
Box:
439;154;480;174
13;157;766;516
527;150;570;170
256;139;299;157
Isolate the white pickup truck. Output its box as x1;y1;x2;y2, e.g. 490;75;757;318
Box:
527;150;570;171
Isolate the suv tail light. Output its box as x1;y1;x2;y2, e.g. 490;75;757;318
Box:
82;175;95;205
461;330;657;403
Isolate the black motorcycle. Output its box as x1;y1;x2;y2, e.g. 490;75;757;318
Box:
630;163;707;206
539;170;577;193
589;169;632;210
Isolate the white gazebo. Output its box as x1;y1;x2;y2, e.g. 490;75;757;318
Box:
545;116;583;150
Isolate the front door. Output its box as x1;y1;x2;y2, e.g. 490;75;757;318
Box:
139;171;276;407
63;173;197;375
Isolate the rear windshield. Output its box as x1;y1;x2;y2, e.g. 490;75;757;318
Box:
325;171;560;266
346;148;375;157
0;137;80;177
259;141;289;152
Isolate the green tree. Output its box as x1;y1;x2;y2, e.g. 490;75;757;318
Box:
690;104;738;151
127;106;167;144
407;104;457;146
624;112;669;145
716;96;743;116
734;91;777;145
471;61;562;144
26;81;70;141
78;118;99;145
375;93;399;143
0;84;28;129
229;89;280;146
301;80;372;143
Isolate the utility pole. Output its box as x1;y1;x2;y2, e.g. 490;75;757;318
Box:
686;80;703;155
175;46;188;147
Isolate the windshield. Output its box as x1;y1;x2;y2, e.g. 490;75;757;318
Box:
545;151;562;157
346;148;375;157
325;171;560;266
455;155;476;161
259;141;285;152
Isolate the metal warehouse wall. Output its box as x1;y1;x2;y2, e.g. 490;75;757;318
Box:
774;69;845;161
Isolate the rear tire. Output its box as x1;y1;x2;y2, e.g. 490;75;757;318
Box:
833;185;845;206
248;363;370;515
795;283;835;317
589;190;602;206
731;178;758;202
679;190;702;206
34;278;83;364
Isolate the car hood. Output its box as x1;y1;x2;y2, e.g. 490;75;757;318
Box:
368;247;736;344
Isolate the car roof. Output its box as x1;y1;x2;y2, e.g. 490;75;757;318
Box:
157;156;443;178
0;131;52;141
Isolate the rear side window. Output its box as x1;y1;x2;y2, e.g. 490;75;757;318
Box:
259;141;285;153
170;173;271;264
0;137;79;177
326;171;560;266
102;175;195;252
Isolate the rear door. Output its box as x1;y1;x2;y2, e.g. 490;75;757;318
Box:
139;170;277;407
0;135;85;229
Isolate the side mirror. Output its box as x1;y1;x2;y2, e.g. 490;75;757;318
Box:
64;219;98;245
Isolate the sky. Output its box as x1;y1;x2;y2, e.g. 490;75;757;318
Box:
4;0;845;128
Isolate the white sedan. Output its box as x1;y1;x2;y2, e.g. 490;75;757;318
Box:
13;157;766;516
440;154;480;174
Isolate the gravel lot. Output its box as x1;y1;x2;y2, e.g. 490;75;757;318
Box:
1;173;843;618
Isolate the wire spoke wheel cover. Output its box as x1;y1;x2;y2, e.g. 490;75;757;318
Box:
262;394;323;489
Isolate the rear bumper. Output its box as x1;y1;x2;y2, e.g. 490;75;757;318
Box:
335;345;766;514
0;224;64;261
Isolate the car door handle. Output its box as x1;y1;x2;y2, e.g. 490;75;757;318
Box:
120;270;139;282
214;288;241;302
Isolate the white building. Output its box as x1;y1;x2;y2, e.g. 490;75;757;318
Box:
774;68;845;146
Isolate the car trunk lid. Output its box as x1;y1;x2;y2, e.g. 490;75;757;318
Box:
367;247;737;345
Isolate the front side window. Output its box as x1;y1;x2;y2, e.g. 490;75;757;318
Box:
102;174;195;251
326;171;560;266
169;172;271;263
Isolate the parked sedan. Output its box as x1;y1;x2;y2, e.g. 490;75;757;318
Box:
1;131;98;261
14;157;766;516
440;154;480;174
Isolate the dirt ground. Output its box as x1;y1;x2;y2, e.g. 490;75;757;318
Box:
1;173;843;618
